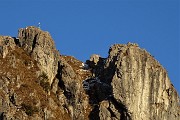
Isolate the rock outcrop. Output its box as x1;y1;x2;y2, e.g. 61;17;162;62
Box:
0;27;179;120
18;26;59;84
0;36;16;58
99;43;180;120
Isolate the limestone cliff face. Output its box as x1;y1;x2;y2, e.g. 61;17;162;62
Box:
18;26;59;84
100;43;180;120
0;27;179;120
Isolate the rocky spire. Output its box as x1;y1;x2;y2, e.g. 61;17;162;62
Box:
18;26;59;84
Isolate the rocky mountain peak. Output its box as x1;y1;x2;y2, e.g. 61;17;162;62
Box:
18;26;59;84
0;27;179;120
18;26;56;52
104;43;180;119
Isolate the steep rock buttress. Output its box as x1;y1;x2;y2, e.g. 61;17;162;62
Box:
99;43;180;120
18;26;59;84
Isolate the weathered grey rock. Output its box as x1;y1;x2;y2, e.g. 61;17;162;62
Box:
0;36;16;58
18;26;59;84
90;54;101;65
99;100;111;120
103;43;180;120
51;78;59;94
57;58;87;120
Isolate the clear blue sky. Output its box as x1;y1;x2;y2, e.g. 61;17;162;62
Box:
0;0;179;94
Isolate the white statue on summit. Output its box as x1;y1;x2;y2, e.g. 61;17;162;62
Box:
38;22;41;29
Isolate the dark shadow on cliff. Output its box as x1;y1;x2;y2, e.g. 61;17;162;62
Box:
89;105;100;120
0;112;4;120
87;55;131;120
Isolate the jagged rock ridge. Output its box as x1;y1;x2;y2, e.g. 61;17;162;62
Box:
0;26;179;120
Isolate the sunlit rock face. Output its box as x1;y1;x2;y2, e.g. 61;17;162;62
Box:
18;26;59;84
0;27;179;120
102;43;180;120
0;36;16;58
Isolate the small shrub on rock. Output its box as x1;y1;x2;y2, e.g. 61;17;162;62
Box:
37;72;50;92
21;103;38;116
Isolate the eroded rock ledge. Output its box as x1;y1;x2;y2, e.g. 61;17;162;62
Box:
0;26;179;120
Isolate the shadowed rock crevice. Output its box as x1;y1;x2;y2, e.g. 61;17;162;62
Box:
0;112;4;120
56;61;65;90
12;37;20;46
85;54;132;120
89;105;100;120
31;34;38;55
